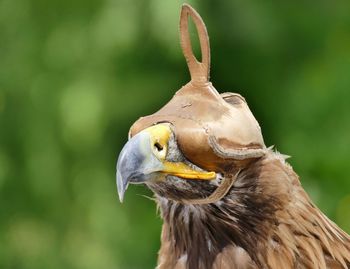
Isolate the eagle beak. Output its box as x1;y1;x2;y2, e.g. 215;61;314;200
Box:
116;124;216;202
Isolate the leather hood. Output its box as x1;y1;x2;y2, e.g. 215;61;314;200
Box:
129;4;265;172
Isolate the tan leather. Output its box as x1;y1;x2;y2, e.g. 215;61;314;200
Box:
129;4;266;172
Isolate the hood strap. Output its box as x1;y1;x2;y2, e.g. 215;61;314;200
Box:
179;170;241;205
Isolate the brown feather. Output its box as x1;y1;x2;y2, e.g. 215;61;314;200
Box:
154;150;350;269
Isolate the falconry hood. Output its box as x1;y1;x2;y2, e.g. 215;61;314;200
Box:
130;4;266;173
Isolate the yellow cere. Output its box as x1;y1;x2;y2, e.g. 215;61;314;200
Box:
145;124;171;160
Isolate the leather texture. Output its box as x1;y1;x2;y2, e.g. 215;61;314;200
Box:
129;4;266;172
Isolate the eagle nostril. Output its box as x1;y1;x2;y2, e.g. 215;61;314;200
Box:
154;142;164;152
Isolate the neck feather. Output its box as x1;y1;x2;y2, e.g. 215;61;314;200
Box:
156;151;350;269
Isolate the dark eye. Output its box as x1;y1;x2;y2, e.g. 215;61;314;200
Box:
154;142;163;152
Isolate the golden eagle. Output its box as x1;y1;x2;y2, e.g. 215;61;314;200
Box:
116;4;350;269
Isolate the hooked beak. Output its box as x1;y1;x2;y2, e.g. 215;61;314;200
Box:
116;124;216;202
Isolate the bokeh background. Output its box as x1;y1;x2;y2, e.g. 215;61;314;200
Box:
1;0;350;268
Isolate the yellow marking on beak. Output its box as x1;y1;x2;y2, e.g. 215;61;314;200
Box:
145;124;171;148
163;161;216;180
145;124;171;160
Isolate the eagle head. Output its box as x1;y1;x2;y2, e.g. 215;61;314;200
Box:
116;4;266;203
116;123;217;202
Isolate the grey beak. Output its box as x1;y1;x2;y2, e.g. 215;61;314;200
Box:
116;130;164;202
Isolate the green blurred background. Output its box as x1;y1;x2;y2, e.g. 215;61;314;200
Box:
0;0;350;268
